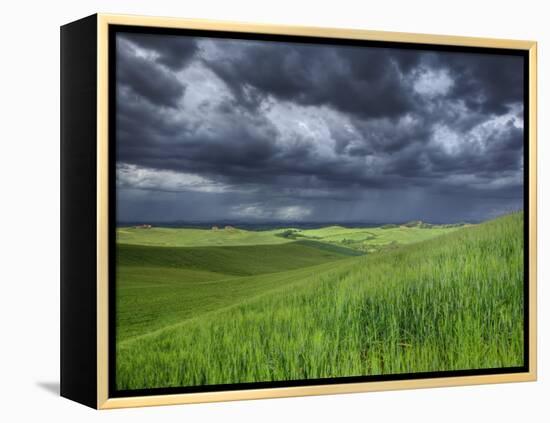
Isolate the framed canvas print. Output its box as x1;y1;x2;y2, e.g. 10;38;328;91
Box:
60;13;537;409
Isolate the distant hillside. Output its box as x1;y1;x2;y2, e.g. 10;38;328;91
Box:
116;226;291;247
117;241;355;277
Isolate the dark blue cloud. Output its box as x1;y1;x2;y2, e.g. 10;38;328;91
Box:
114;32;525;223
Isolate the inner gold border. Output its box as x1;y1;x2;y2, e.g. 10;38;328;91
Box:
96;13;537;409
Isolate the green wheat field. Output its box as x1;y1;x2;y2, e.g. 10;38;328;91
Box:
115;212;524;390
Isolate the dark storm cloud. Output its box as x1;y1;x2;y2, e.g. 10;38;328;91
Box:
119;33;199;70
445;53;524;116
116;38;190;108
204;42;421;118
427;123;523;176
116;84;282;176
114;32;525;223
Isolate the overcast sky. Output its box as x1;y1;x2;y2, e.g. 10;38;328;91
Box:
115;32;524;224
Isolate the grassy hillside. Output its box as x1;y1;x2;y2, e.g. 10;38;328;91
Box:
284;224;465;252
117;257;359;341
116;212;524;390
116;241;359;340
117;221;464;252
117;241;359;276
117;226;291;247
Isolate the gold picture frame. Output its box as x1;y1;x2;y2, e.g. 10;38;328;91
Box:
60;13;537;409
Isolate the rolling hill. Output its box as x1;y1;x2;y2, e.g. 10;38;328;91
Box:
115;212;524;390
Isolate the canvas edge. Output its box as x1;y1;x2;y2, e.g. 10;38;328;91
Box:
527;41;537;382
94;13;538;409
60;13;99;409
97;13;109;410
99;373;535;409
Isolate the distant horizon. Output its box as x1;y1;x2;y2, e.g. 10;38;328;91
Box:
115;217;486;229
117;208;526;228
117;218;473;226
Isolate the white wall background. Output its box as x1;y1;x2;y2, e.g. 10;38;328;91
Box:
0;0;546;421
